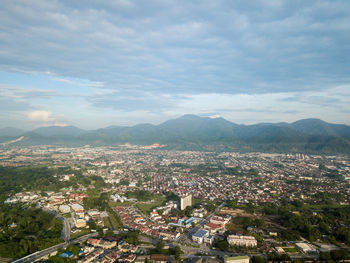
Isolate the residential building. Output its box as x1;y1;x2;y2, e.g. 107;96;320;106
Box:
224;256;250;263
180;194;192;210
192;229;209;244
227;235;257;247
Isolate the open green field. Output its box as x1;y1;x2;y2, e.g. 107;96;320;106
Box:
70;229;91;240
282;247;299;253
108;211;121;229
136;195;166;214
109;201;135;207
103;217;111;229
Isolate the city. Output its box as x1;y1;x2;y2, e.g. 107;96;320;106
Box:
1;1;350;262
1;145;349;262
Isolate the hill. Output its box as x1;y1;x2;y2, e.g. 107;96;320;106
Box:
1;116;350;154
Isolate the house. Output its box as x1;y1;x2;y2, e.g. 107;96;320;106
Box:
135;255;151;263
71;203;84;213
224;256;250;263
150;254;167;263
75;218;86;228
188;257;221;263
227;235;257;247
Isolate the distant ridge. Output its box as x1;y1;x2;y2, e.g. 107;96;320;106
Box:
0;127;25;137
32;126;87;137
1;115;350;154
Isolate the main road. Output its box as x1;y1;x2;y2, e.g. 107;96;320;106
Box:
11;233;98;263
178;201;226;244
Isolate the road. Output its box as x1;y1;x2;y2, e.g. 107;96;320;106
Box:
11;233;98;263
43;208;71;242
56;215;71;242
178;201;226;243
107;215;115;231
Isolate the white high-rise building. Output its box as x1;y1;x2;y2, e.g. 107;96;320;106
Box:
180;194;192;210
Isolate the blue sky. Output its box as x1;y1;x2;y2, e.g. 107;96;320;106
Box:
1;0;350;129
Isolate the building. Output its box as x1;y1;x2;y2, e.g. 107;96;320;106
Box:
192;229;209;244
227;235;257;247
71;203;84;213
204;235;215;246
295;242;317;253
150;254;167;263
180;194;192;210
204;222;224;234
75;218;86;228
224;256;250;263
59;204;71;213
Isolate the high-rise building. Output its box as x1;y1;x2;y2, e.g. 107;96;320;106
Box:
180;194;192;210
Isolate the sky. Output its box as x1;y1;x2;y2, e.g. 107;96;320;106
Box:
1;0;350;130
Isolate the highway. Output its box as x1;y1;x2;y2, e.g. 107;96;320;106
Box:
11;233;98;263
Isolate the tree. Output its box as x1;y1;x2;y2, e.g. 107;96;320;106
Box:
67;244;80;256
216;240;229;251
156;239;164;252
174;245;182;261
252;256;267;263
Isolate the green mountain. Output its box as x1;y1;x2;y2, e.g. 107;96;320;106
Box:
1;115;350;153
0;127;25;137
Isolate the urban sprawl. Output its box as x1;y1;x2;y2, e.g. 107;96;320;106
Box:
1;145;350;263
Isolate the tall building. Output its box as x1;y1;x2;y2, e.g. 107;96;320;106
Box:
180;194;192;210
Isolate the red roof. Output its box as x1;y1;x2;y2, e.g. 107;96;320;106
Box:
205;222;222;230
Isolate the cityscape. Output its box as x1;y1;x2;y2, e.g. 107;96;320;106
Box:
0;145;349;262
1;0;350;262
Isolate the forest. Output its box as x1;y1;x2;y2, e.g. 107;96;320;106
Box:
0;204;63;258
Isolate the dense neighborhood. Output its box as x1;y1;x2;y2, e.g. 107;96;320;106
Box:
0;145;350;262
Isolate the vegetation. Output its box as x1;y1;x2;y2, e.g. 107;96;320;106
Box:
0;166;59;198
83;192;109;210
119;230;139;245
0;166;106;200
107;206;123;229
260;202;350;244
0;204;62;258
125;190;157;201
319;250;350;261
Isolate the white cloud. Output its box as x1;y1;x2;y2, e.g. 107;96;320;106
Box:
27;110;54;122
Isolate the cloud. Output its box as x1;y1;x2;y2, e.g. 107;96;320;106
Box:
0;97;32;111
27;110;54;122
0;0;349;96
0;1;350;128
51;77;104;88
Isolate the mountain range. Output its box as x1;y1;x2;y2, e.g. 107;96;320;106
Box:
1;115;350;154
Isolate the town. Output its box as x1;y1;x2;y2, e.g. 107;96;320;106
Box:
1;145;350;262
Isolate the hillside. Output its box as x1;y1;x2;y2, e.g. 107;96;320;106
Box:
1;115;350;154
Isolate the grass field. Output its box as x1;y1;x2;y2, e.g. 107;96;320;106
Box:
70;229;91;240
103;217;111;229
136;196;166;214
109;201;135;207
282;247;299;253
108;211;121;229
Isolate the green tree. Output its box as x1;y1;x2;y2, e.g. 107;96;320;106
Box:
174;245;182;261
252;256;267;263
216;240;229;251
156;239;164;252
